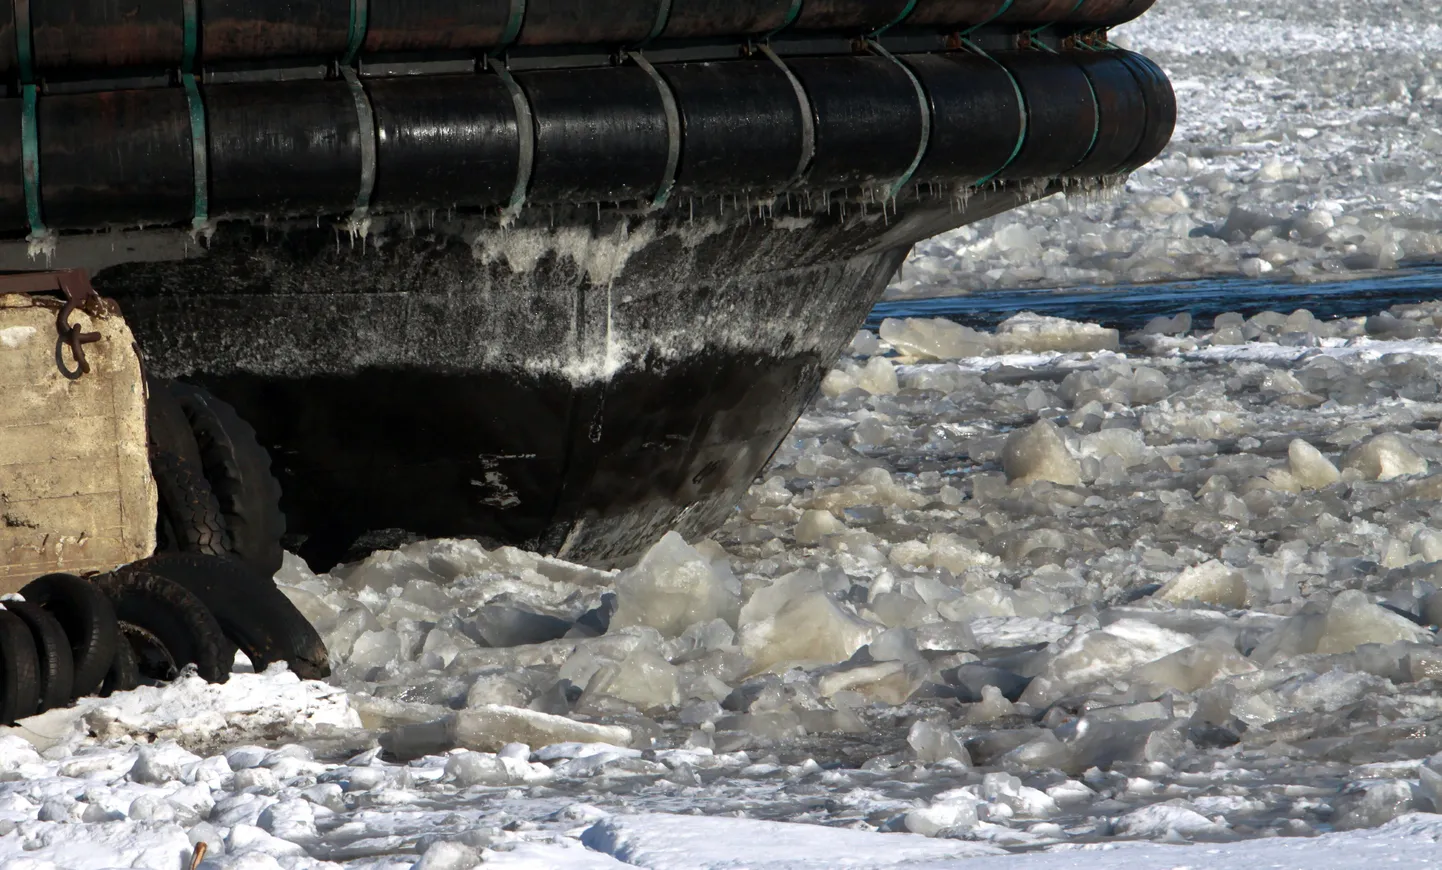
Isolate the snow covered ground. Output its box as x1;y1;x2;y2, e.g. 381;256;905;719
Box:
892;0;1442;296
11;294;1442;867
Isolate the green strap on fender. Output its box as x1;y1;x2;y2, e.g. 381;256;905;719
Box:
764;0;804;40
870;0;918;37
759;44;815;189
867;40;930;200
182;0;198;71
20;84;45;238
182;73;209;229
498;0;527;51
1029;0;1087;37
629;52;680;207
960;0;1014;36
341;66;376;218
345;0;368;63
963;40;1027;187
12;0;33;83
641;0;674;45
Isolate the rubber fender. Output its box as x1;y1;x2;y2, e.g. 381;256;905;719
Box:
791;0;917;32
905;0;1010;27
38;89;192;231
1067;51;1148;177
660;60;805;197
169;383;286;577
517;65;670;206
3;600;74;715
1112;50;1176;174
1064;0;1160;27
905;52;1027;185
18;572;119;699
663;1;795;40
365;0;513;53
0;612;39;725
992;51;1099;180
91;569;234;684
203;0;350;62
207;80;361;220
368;74;520;213
117;553;330;680
997;0;1096;24
32;0;182;71
786;55;926;191
517;0;664;46
152;450;235;559
0;98;24;230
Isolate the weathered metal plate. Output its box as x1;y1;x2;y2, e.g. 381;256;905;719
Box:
0;294;155;593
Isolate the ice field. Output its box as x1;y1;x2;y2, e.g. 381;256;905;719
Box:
893;0;1442;297
11;0;1442;867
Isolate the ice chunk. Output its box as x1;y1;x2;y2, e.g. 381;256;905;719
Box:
817;660;927;705
584;647;682;711
1154;561;1246;608
1113;803;1226;839
879;317;992;360
413;841;483;870
1315;589;1428;654
907;719;971;765
610;532;741;637
1023;620;1196;704
820;367;858;398
1003;419;1081;486
739;571;880;672
1342;433;1428;480
444;750;549;787
794;510;844;545
905;795;979;837
383;706;633;758
995;312;1119;354
855;357;899;396
1131;639;1256;693
963;685;1017;724
1288;439;1340;488
1334;780;1417;831
982;772;1059;818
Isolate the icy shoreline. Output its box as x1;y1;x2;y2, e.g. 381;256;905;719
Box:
10;294;1442;867
892;0;1442;297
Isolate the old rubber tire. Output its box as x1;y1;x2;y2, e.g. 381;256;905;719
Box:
0;611;40;724
4;600;74;713
146;375;205;470
101;632;140;697
19;572;118;699
171;382;286;577
152;450;233;559
91;570;233;684
118;553;330;680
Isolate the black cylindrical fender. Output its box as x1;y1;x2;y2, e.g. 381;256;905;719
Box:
994;51;1099;180
787;55;925;191
792;0;917;32
368;74;521;212
39;89;193;229
662;60;805;197
906;52;1026;185
1114;49;1177;174
207;79;362;219
1067;51;1148;178
517;66;670;206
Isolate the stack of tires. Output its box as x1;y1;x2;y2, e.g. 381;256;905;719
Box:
0;381;328;725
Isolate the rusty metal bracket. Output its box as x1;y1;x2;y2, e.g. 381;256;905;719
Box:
0;269;105;379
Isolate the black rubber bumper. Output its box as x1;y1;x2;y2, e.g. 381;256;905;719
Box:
0;48;1174;234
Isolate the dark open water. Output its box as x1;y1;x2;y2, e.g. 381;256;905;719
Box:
868;267;1442;333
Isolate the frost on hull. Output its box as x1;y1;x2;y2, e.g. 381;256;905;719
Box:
97;200;1031;568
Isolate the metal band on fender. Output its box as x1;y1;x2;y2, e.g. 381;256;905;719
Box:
629;52;680;207
182;73;210;229
1068;59;1103;173
341;66;377;218
868;41;931;199
759;44;815;191
182;0;199;71
489;59;534;216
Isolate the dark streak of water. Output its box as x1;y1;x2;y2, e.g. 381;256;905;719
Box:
870;268;1442;333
